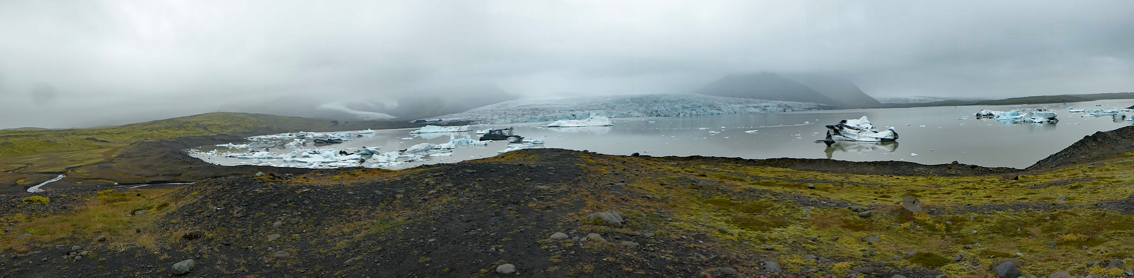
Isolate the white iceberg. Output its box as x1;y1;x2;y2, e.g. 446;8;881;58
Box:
822;116;898;144
411;125;471;134
546;116;614;128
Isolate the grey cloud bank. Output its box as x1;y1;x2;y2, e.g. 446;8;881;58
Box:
1;0;1131;128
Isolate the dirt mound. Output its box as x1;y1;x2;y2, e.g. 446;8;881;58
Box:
1028;126;1134;171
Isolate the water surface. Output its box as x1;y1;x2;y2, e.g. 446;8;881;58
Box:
191;100;1134;169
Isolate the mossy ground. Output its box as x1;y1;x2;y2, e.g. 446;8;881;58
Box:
569;151;1134;276
3;146;1134;276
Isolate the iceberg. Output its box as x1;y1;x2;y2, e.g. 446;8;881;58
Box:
410;125;471;134
821;116;898;144
993;109;1057;123
522;136;545;144
975;109;1001;119
546;115;614;128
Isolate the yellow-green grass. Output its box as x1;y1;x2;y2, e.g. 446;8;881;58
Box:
571;152;1134;276
1;188;193;252
0;112;337;176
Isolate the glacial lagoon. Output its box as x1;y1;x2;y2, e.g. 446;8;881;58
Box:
190;100;1134;169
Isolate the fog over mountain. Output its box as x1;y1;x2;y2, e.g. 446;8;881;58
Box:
1;0;1132;128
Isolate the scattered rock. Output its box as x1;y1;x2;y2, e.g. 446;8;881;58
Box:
97;236;106;242
585;233;606;242
496;263;516;274
172;259;195;275
344;257;356;265
550;232;568;239
134;210;148;216
620;241;640;249
16;233;31;239
643;232;655;238
763;261;781;272
804;255;816;261
1108;259;1125;269
808;184;815;189
267;234;281;241
893;275;908;278
272;221;282;228
1048;271;1072;278
994;260;1022;278
852;266;875;274
272;251;291;258
586;210;624;227
1056;196;1067;202
254;171;265;177
863;236;880;244
182;231;202;240
70;245;82;252
858;211;872;218
715;267;739;276
901;196;923;214
954;253;964;262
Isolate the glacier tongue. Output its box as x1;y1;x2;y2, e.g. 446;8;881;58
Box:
423;94;832;125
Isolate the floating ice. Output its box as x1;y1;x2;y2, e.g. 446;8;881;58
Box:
744;130;759;134
821;116;898;144
547;115;614;128
411;125;471;134
911;153;918;157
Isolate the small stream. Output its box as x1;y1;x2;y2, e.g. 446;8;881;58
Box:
27;174;65;193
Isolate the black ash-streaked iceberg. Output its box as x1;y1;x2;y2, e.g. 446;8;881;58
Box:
821;116;898;145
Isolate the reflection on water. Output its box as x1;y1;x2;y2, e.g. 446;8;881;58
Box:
824;141;899;159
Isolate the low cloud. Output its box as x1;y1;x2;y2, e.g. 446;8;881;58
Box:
0;0;1131;128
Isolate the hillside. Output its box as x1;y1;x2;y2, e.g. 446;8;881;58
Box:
781;74;882;108
0;113;420;193
885;92;1134;108
4;138;1134;276
697;73;838;105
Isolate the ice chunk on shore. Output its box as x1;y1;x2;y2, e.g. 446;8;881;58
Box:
547;116;613;127
411;125;471;134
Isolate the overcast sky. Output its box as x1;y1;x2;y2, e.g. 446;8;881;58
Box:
1;0;1132;128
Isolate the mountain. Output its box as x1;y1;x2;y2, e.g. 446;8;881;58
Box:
386;84;518;120
780;73;881;108
696;73;882;108
220;84;517;122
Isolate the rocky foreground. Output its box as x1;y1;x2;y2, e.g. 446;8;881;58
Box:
3;127;1134;277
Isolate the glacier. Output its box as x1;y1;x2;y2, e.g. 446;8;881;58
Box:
546;115;614;127
423;94;832;124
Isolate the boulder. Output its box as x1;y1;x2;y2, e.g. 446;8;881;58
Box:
496;263;516;274
549;232;568;239
1048;271;1072;278
172;259;195;275
763;261;781;272
901;196;923;214
994;261;1022;278
586;210;624;227
1108;259;1125;269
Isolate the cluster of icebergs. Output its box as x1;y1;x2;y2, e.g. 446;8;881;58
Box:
975;109;1058;123
1067;107;1134;121
189;125;547;170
